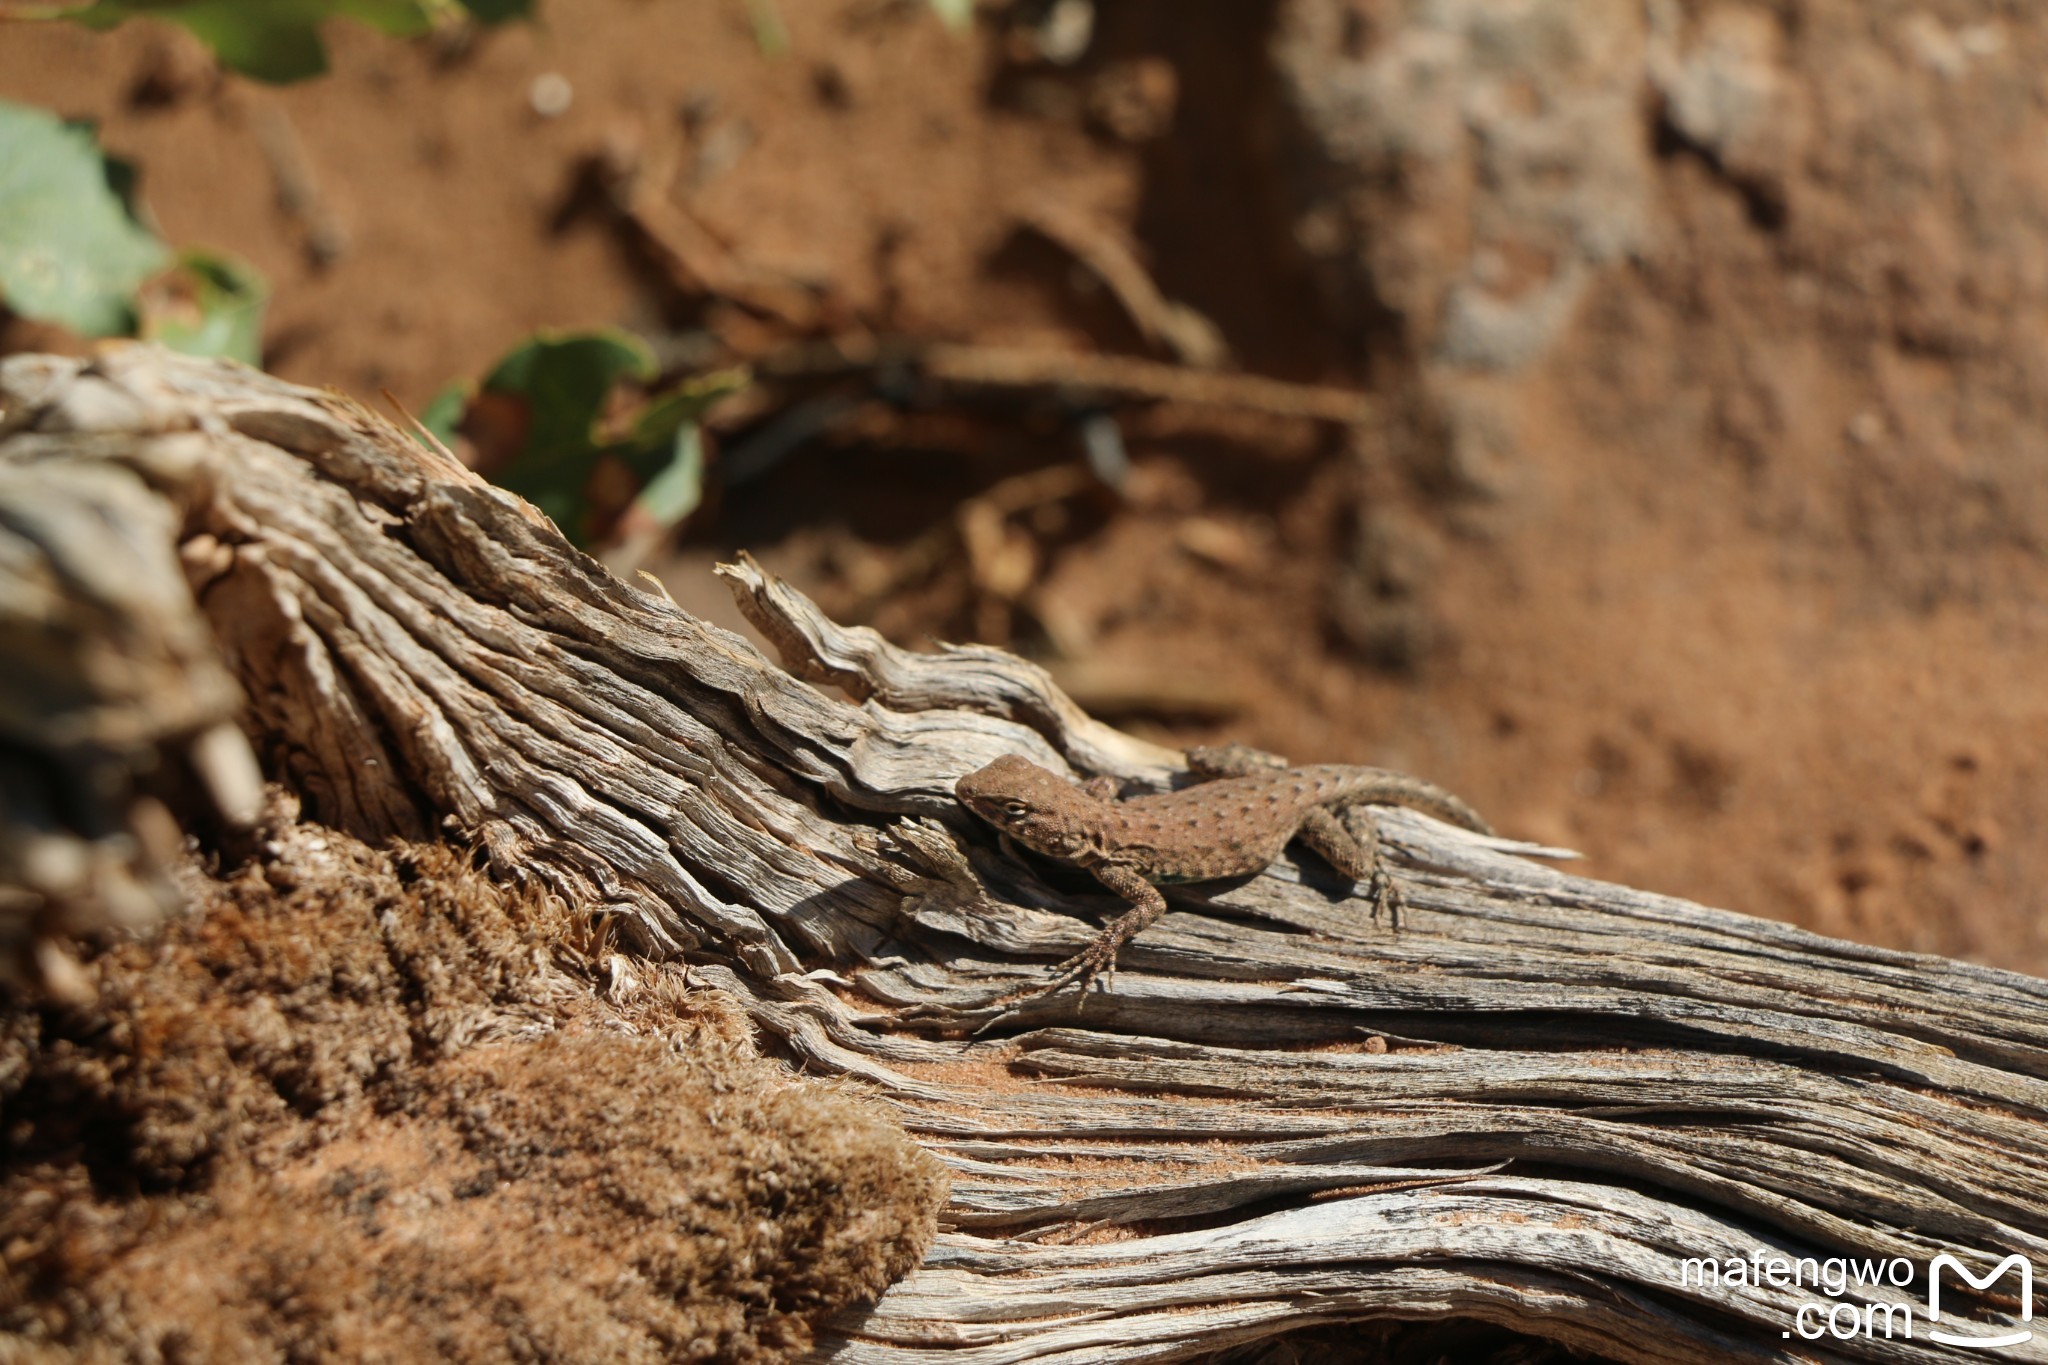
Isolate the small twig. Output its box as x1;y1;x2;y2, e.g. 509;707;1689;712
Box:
1016;201;1229;368
250;102;348;267
845;461;1102;624
923;342;1371;423
757;336;1374;426
605;130;823;330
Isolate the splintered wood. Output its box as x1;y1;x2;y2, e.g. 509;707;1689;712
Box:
5;346;2047;1364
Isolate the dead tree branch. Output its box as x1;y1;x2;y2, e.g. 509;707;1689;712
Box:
4;346;2046;1363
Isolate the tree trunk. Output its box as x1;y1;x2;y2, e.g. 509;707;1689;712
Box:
5;345;2047;1364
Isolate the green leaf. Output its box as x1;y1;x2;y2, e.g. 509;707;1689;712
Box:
927;0;973;30
137;247;268;363
429;332;749;547
455;0;529;21
474;329;654;537
333;0;438;34
67;0;441;83
630;421;707;532
618;374;757;548
629;366;750;450
0;101;170;336
614;368;749;536
482;329;654;464
741;0;787;57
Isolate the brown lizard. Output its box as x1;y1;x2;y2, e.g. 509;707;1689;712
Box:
954;744;1492;999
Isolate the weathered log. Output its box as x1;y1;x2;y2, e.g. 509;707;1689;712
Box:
4;345;2046;1363
0;357;264;998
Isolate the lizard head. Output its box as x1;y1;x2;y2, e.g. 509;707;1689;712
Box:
954;754;1091;859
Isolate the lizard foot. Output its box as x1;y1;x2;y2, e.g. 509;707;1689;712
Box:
990;934;1124;1009
1368;866;1405;929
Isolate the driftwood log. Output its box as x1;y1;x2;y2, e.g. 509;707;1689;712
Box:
4;345;2048;1364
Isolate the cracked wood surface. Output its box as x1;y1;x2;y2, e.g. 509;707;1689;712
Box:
5;345;2047;1363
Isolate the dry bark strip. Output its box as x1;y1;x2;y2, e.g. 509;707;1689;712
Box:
5;346;2048;1363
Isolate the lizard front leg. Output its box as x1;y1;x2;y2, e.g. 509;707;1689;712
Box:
1012;862;1166;1003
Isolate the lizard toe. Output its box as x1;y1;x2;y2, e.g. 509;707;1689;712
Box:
1368;867;1405;929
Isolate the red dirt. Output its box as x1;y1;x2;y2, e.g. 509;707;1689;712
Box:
1;0;2040;984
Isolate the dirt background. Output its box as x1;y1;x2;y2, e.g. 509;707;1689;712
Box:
3;0;2044;978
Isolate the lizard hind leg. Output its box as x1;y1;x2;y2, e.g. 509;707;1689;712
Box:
1079;775;1122;801
1297;806;1403;928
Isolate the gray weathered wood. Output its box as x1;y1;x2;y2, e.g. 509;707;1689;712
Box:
5;345;2047;1363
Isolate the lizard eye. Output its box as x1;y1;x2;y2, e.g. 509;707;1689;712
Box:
1002;800;1029;819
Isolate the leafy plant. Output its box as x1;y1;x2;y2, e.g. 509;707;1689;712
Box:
739;0;968;55
0;101;169;336
30;0;532;84
136;248;270;365
740;0;787;58
927;0;972;30
422;329;747;550
0;100;269;356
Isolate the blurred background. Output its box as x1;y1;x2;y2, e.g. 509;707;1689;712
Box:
3;0;2042;972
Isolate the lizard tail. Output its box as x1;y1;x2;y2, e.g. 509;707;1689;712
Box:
1348;773;1494;837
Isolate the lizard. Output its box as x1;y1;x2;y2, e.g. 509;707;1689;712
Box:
954;743;1492;1000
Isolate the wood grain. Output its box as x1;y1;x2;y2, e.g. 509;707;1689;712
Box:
6;345;2045;1363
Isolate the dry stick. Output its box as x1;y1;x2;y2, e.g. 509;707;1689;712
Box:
753;336;1376;426
1015;201;1231;369
249;101;349;266
605;131;822;331
9;347;2048;1365
923;340;1372;423
843;462;1100;625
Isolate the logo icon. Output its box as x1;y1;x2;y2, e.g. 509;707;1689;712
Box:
1928;1253;2034;1349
